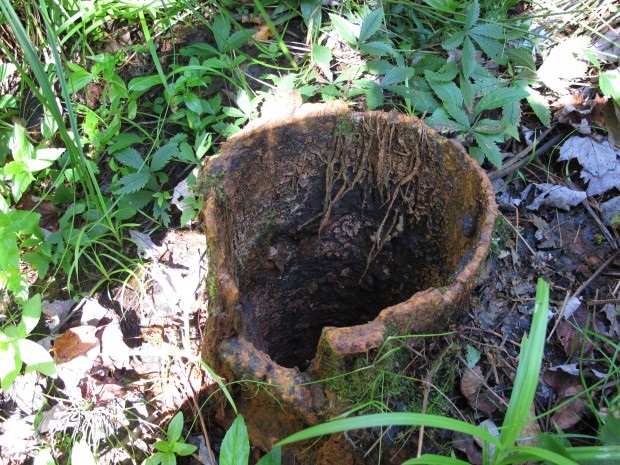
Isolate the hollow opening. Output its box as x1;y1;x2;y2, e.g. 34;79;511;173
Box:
238;188;456;369
209;111;489;370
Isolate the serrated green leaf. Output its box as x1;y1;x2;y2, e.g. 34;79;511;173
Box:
116;171;150;195
359;8;383;43
381;67;415;86
507;47;536;75
425;78;463;107
257;446;281;465
22;252;50;279
470;23;505;39
108;133;144;154
472;132;503;166
151;143;177;172
425;107;466;133
115;147;145;171
462;36;476;81
475;86;527;114
312;44;333;81
329;13;359;46
444;101;470;128
184;93;203;115
443;31;466;50
465;344;481;368
220;416;250;465
503;100;521;139
524;86;551;126
425;62;459;82
167;411;184;444
364;81;384;109
470;32;506;64
421;0;460;13
21;294;41;335
360;41;394;56
461;76;475;110
384;85;438;113
18;339;56;377
473;118;505;134
464;0;480;30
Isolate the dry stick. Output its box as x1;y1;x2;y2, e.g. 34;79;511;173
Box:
488;128;562;182
564;178;619;251
548;249;620;342
416;370;433;458
189;375;217;465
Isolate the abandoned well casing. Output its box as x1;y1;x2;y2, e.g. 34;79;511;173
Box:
201;99;497;462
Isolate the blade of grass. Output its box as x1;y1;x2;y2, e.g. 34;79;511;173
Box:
253;0;298;69
498;278;549;453
276;412;501;448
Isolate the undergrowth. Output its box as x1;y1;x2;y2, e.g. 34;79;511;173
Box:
0;0;619;463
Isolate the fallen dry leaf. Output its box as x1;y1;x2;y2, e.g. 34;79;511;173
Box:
551;395;585;430
52;326;99;362
558;136;620;196
460;366;483;398
453;431;482;465
602;99;620;148
15;193;59;232
253;25;273;41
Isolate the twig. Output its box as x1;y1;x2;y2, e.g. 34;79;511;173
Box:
574;249;620;298
416;370;432;458
564;178;619;250
548;249;620;341
189;375;217;465
488;129;562;181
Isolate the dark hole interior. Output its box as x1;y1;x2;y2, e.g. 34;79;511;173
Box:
238;182;455;370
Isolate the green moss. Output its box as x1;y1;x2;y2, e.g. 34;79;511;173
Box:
196;171;226;201
321;333;416;413
490;214;514;254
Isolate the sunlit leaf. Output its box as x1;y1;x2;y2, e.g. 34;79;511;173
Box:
220;415;250;465
167;411;184;444
359;8;383;43
18;339;56;377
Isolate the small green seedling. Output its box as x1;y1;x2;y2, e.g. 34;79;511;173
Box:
0;294;56;391
144;411;197;465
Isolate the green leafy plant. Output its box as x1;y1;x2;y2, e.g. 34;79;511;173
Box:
273;279;620;464
144;411;197;465
0;294;56;391
220;415;281;465
0;209;51;302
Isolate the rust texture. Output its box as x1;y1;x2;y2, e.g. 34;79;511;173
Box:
200;99;497;463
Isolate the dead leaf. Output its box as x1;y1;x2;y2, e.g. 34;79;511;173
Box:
453;431;482;465
253;25;273;41
527;183;586;211
517;404;540;447
52;326;99;362
552;396;585;430
15;193;59;231
99;323;131;369
602;94;620;148
460;366;483;398
79;375;126;406
601;196;620;226
558;136;620;196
